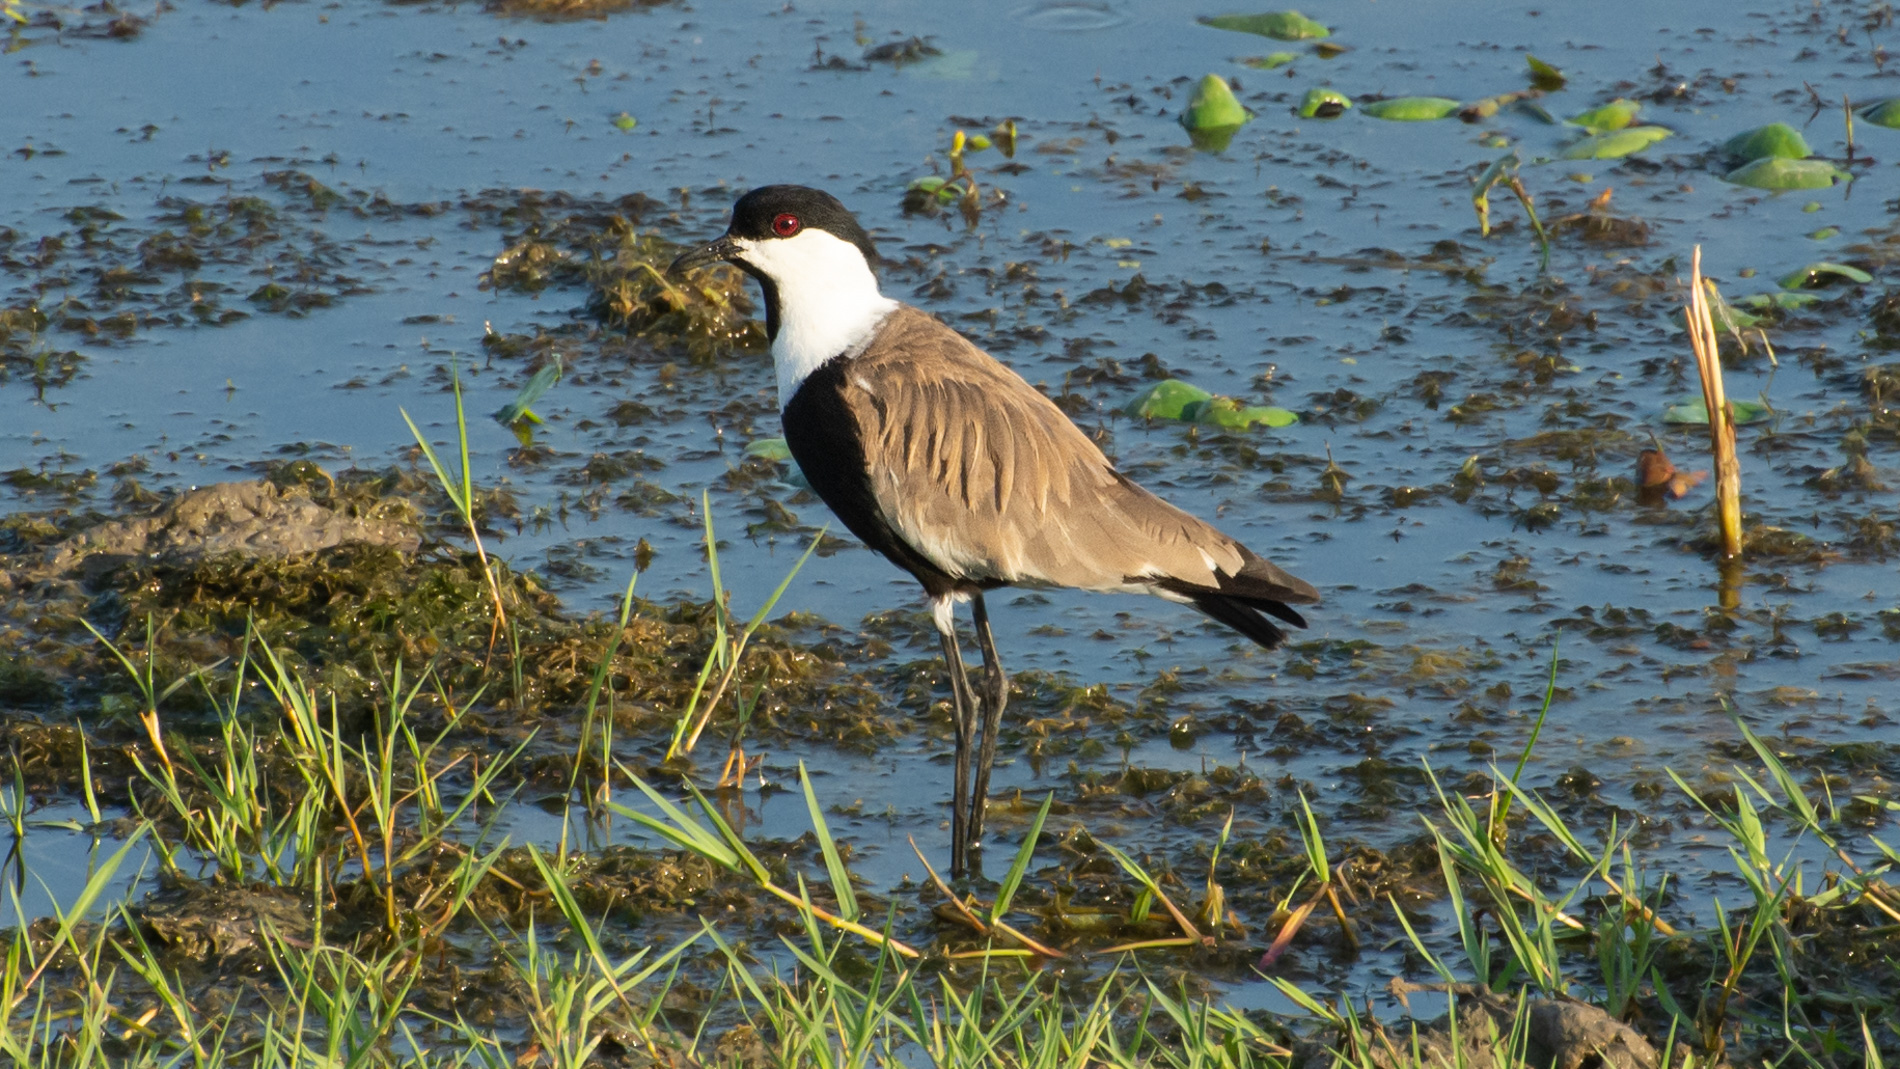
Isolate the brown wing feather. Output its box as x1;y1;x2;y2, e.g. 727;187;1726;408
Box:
840;307;1318;610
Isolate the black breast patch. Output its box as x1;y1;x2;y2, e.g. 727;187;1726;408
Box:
781;358;961;598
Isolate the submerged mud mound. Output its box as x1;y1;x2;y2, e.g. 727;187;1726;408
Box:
8;480;419;589
1295;984;1705;1069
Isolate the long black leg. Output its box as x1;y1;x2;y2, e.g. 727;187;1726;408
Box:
968;593;1009;848
933;597;979;877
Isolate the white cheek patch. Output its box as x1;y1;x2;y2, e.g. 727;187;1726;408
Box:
733;230;898;408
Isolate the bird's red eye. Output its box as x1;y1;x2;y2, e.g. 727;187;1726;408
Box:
771;212;801;237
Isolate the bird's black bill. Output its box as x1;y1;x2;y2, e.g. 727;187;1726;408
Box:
666;235;742;278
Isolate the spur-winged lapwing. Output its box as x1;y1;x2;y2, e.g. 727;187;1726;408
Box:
671;185;1319;876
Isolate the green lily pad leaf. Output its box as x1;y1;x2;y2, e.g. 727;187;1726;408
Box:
611;112;638;132
1702;287;1763;332
1663;399;1772;425
1568;98;1640;133
746;437;810;489
1721;122;1810;162
1124;379;1213;420
1808;226;1839;240
1220;402;1300;429
1360;96;1462;121
1778;261;1872;289
1181;74;1251;131
493;356;562;426
1298;86;1352;119
1188;125;1243;151
1244;51;1300;69
906;175;960;203
1526;54;1565;90
1199;10;1329;40
1724;157;1848;190
1737;291;1821;310
1125;381;1295;430
1560;126;1671;159
1859;98;1900;128
745;437;792;462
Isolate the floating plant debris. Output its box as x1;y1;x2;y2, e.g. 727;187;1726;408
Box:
1724;157;1849;190
1560;125;1670;159
1243;51;1299;69
1359;96;1461;121
492;356;562;442
1179;73;1250;131
1197;9;1329;40
1526;54;1565;90
1858;98;1900;128
1122;379;1297;429
1298;86;1352;118
1778;261;1872;289
1721;122;1810;162
1567;97;1640;133
1662;398;1771;425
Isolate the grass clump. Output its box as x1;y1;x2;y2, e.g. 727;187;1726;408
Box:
2;393;1897;1068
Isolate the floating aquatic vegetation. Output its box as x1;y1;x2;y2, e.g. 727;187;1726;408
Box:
1859;98;1900;128
611;111;638;131
1180;74;1251;150
1197;9;1329;40
903;127;1012;219
862;35;941;65
1470;152;1550;268
1778;261;1872;289
1662;398;1771;425
1298;86;1351;119
1560;126;1670;159
1243;51;1299;70
1459;90;1542;123
1526;55;1565;90
1548;188;1649;246
744;436;811;490
492;356;563;445
744;437;792;463
482;0;672;20
1724;157;1849;190
1123;379;1296;429
472;191;762;357
1722;122;1810;162
1360;96;1461;121
1567;98;1640;133
1737;290;1820;311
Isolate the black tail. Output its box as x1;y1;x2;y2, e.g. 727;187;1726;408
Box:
1189;593;1306;650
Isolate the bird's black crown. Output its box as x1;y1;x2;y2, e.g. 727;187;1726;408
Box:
728;185;879;264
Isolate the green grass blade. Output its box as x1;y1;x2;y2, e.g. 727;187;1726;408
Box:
990;792;1053;923
742;525;827;633
799;761;859;922
400;406;467;513
607;771;740;869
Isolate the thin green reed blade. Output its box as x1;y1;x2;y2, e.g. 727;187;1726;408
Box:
990;793;1053;924
800;761;860;922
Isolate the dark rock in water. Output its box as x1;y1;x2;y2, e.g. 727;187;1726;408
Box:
1292;983;1706;1069
37;480;419;583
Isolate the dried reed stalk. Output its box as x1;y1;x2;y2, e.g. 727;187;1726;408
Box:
1686;247;1743;558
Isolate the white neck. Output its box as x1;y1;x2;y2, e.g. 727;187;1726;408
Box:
735;230;898;408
